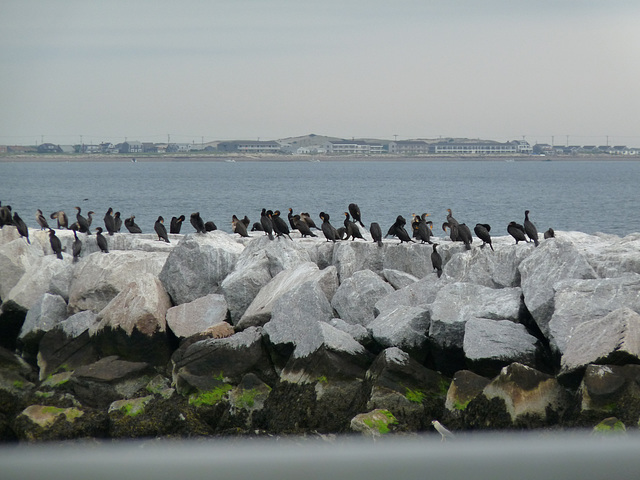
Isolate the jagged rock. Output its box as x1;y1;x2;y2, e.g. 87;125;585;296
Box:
382;268;419;290
68;250;168;314
367;306;430;361
237;262;338;330
463;318;540;376
482;363;568;424
548;274;640;355
325;318;372;347
166;294;230;338
364;347;448;431
350;409;398;437
69;356;156;408
373;274;445;317
445;369;491;413
429;283;523;350
561;308;640;374
18;293;68;359
565;232;640;278
0;234;43;300
220;236;313;322
593;416;627;435
159;231;244;305
220;373;272;430
332;241;384;280
171;327;276;394
37;310;100;381
14;404;107;442
331;269;394;326
0;346;36;403
382;243;433;278
90;275;173;365
519;237;597;328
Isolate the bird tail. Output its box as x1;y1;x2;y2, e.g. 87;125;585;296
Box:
436;268;442;278
268;232;274;240
57;252;63;260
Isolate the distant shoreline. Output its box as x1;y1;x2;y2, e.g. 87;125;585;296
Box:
1;153;638;163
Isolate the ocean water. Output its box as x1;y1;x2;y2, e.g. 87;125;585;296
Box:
1;159;639;237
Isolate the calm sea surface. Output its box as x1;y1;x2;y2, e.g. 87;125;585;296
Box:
1;160;639;236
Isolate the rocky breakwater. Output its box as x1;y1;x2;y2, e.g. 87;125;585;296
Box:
1;223;640;441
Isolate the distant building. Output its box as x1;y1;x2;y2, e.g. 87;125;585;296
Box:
430;140;531;155
120;141;143;154
329;140;383;154
388;140;430;154
37;143;62;153
217;140;282;153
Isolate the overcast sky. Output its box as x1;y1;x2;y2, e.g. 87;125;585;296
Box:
1;0;639;146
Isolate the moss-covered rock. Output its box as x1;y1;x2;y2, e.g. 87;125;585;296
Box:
13;404;108;441
350;409;398;437
593;416;626;435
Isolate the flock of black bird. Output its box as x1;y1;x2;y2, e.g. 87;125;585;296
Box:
0;201;553;277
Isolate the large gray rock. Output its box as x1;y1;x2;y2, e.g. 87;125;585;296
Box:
159;231;244;305
367;306;430;361
382;243;433;278
463;318;539;375
237;262;338;330
331;269;394;326
373;274;446;317
18;293;68;347
332;241;384;280
548;274;640;355
166;294;230;339
68;250;168;313
560;232;640;279
382;269;419;290
325;318;372;347
561;307;640;373
0;236;43;301
519;237;597;327
428;283;523;349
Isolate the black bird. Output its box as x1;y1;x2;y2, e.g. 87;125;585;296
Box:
36;209;50;230
260;208;274;240
507;221;528;244
343;212;364;240
387;215;414;244
204;221;217;232
114;212;122;232
544;227;555;239
348;203;365;228
48;229;63;259
154;216;170;243
415;213;433;244
300;212;318;230
72;230;82;262
251;222;264;232
442;208;460;242
74;206;91;234
320;212;339;242
431;243;443;278
287;208;297;230
370;222;383;246
50;210;68;229
241;216;251;228
292;214;317;237
271;210;292;240
232;215;249;237
170;215;185;234
474;223;494;251
190;212;206;234
458;223;473;250
86;211;95;227
13;212;30;244
0;203;13;228
411;214;421;239
124;215;142;233
96;227;109;253
524;210;539;246
104;207;116;236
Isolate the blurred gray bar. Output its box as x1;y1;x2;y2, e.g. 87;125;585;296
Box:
1;432;639;480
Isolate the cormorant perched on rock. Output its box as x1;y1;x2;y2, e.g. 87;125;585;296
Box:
442;208;460;242
320;212;339;242
474;224;494;251
271;210;292;240
458;223;473;250
48;229;63;259
260;208;274;240
348;203;365;228
300;212;318;230
50;210;68;229
154;216;170;243
124;215;142;233
251;222;264;232
507;221;528;244
431;243;443;278
369;222;382;246
104;207;116;236
241;216;250;228
524;210;539;246
114;212;122;232
232;215;249;237
96;227;109;253
74;206;91;234
86;211;95;227
204;220;217;232
415;213;433;244
190;212;206;234
544;227;555;239
344;212;364;240
292;214;317;237
288;208;297;230
386;215;414;244
411;214;421;239
72;230;82;262
36;209;49;230
13;212;30;244
170;215;185;234
0;203;12;228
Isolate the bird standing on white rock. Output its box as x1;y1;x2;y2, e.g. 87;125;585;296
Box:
432;420;454;442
